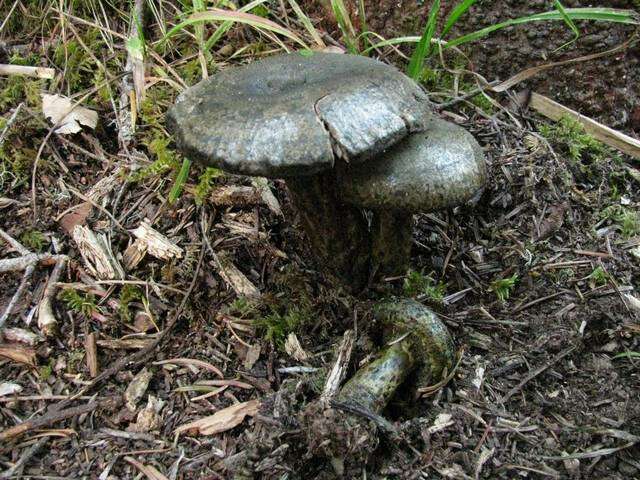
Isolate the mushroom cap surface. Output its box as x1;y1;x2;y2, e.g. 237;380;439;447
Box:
166;52;432;177
339;118;486;212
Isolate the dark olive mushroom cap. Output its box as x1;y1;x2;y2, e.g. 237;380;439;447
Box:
166;52;432;177
339;118;486;212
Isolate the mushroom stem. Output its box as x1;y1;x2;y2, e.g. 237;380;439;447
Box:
370;210;414;279
337;342;414;414
286;172;371;288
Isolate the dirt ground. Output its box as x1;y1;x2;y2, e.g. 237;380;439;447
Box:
1;1;639;479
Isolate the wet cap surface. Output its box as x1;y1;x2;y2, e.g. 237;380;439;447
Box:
339;118;487;211
166;52;432;177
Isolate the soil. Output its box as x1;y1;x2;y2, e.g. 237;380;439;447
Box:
1;2;640;479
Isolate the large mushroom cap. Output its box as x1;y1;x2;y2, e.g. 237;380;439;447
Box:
339;118;486;212
166;52;432;177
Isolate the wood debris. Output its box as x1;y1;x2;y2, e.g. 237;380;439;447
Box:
72;225;125;280
212;252;261;299
284;333;310;362
85;332;99;378
175;399;260;436
0;344;37;367
130;220;184;261
0;382;23;397
124;367;153;411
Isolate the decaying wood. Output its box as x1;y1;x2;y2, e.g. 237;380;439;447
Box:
0;63;55;79
175;399;260;436
320;329;355;404
72;225;125;280
124;456;170;480
0;344;36;366
284;333;310;362
37;255;68;336
1;327;42;346
85;332;99;378
252;178;283;216
212;252;261;299
528;92;640;160
131;220;184;261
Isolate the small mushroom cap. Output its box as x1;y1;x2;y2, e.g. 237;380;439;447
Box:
166;52;432;178
339;118;486;212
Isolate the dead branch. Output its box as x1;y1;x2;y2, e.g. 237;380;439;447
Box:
37;255;68;336
320;329;355;404
0;63;55;79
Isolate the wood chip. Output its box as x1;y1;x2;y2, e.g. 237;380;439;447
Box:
0;382;23;397
131;220;183;261
124;456;169;480
153;358;223;377
243;344;261;370
72;225;124;280
0;344;37;366
1;327;42;346
284;333;309;362
252;177;283;216
175;399;260;436
124;367;153;411
212;252;260;299
85;332;99;378
210;185;259;206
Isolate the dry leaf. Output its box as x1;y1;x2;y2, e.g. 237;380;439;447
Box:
0;344;37;366
42;94;98;134
59;202;92;234
243;343;261;370
175;399;260;436
284;333;309;362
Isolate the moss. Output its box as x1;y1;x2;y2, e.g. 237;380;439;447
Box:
539;116;608;163
254;304;312;348
118;285;143;322
488;273;519;302
20;229;46;252
194;166;224;205
403;270;446;303
59;289;99;318
600;205;640;239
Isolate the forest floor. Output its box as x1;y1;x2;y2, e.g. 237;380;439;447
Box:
0;1;639;479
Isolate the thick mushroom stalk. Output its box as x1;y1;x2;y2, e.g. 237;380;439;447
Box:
166;52;433;288
302;298;454;474
339;118;487;278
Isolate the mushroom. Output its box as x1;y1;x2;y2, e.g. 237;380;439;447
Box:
302;298;454;474
337;117;486;278
166;51;433;286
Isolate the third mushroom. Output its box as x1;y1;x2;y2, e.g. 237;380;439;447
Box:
167;51;486;288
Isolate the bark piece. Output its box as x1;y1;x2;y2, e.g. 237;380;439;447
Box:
175;400;260;436
72;225;125;280
131;220;183;261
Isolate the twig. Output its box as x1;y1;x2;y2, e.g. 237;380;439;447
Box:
0;102;23;147
321;329;355;404
0;64;55;79
0;400;103;441
37;255;68;336
85;332;99;378
0;437;49;479
500;345;576;403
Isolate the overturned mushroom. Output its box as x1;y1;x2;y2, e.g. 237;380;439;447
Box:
338;117;486;277
166;51;432;286
302;298;454;474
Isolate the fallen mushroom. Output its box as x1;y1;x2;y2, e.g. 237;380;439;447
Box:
302;298;454;474
166;52;432;286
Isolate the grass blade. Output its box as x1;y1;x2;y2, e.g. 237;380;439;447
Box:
613;351;640;360
202;0;269;52
287;0;325;48
169;158;191;204
447;8;639;49
330;0;358;53
407;0;440;80
441;0;477;38
553;0;580;51
164;8;308;50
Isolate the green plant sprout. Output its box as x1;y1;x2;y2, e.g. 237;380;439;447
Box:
489;273;519;302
